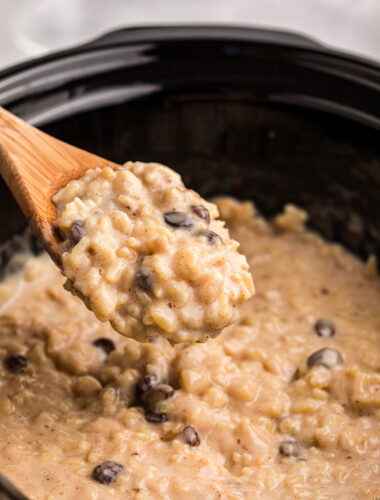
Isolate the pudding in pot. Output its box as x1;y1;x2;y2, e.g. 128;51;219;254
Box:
0;198;378;499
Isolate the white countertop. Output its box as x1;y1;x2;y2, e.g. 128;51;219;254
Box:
0;0;379;69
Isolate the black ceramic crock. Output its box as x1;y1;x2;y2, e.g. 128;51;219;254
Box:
0;26;379;499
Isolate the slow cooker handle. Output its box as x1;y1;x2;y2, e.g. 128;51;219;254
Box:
82;25;324;51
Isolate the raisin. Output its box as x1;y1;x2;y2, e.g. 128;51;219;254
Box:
92;461;124;484
142;384;175;410
4;354;27;374
307;348;343;369
92;338;116;355
181;425;201;447
197;229;223;245
69;220;86;246
191;205;210;224
148;335;161;344
145;410;169;423
314;318;335;338
135;267;153;292
135;374;158;402
164;211;193;229
279;440;301;457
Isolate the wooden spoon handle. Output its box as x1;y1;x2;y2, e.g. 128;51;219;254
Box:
0;107;118;265
0;107;116;221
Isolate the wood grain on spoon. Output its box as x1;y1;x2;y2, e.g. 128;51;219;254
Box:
0;107;119;267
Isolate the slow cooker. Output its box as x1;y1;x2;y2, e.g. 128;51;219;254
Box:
0;25;379;499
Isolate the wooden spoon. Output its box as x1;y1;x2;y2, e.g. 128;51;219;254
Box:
0;107;119;267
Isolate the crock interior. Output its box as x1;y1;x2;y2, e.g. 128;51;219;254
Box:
46;96;380;259
1;94;380;264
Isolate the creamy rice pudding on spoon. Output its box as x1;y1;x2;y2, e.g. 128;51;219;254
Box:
53;161;254;343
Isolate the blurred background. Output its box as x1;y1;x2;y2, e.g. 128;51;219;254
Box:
0;0;379;68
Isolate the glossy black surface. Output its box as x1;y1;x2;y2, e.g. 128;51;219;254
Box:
0;25;379;499
0;26;379;261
